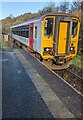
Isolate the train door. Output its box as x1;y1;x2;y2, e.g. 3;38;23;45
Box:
33;25;37;51
34;22;42;54
58;21;68;55
29;23;34;50
54;17;71;56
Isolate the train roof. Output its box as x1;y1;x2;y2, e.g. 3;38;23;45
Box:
11;13;79;28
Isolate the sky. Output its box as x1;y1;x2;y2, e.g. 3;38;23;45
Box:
1;2;48;19
0;0;81;20
0;2;62;20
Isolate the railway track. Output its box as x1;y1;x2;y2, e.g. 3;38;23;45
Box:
66;68;83;81
53;68;83;95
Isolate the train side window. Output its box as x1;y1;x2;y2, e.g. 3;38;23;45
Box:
44;18;53;36
21;27;23;36
72;20;78;37
25;31;29;38
30;27;33;38
25;25;29;38
19;28;21;36
35;27;37;38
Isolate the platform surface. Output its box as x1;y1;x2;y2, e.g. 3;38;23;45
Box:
2;50;53;118
1;49;82;119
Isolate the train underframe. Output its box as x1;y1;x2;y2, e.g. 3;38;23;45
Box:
13;38;72;69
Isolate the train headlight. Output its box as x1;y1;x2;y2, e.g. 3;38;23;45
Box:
45;48;49;51
43;47;52;55
70;47;75;54
70;47;74;51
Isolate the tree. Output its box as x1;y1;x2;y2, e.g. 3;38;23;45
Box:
56;1;81;13
9;14;14;19
71;1;81;11
58;2;70;13
38;2;57;15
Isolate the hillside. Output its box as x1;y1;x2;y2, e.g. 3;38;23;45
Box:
1;12;40;34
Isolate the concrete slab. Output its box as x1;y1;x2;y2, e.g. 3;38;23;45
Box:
19;49;82;118
2;50;53;118
15;49;74;118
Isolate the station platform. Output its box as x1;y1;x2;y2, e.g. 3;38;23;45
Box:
2;49;82;119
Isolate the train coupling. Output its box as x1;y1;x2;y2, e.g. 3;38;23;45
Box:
52;57;66;65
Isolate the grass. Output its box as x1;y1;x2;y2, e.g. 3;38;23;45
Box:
0;35;11;50
72;54;83;69
3;41;9;49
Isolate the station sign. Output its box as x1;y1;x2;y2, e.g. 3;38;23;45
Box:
4;35;8;42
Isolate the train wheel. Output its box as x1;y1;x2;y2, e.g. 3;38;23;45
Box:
39;57;43;62
52;59;57;66
35;53;43;62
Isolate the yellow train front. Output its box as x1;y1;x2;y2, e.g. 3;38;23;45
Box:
41;14;80;64
11;13;80;65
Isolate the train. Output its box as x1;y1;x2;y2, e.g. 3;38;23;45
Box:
10;13;80;65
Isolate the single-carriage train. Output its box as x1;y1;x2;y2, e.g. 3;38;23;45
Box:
11;13;80;64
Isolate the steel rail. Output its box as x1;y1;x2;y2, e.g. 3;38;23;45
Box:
65;68;83;81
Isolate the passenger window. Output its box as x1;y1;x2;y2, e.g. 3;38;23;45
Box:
25;25;29;38
35;27;37;38
30;27;33;38
44;18;53;36
27;31;29;38
72;20;78;37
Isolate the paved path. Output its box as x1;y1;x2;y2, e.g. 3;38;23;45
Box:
20;49;82;118
2;50;53;118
